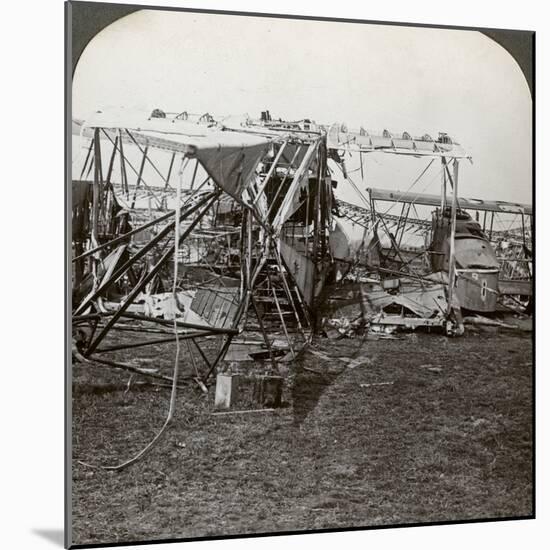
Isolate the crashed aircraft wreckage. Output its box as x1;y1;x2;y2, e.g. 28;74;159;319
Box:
72;109;532;385
72;109;337;386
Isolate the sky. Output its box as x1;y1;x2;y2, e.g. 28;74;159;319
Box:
72;9;532;208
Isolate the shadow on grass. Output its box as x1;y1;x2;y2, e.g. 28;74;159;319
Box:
291;335;369;426
291;368;345;426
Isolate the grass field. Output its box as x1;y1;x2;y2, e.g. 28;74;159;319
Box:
71;326;533;546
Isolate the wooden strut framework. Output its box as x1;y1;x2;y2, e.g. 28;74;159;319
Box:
340;181;532;289
337;154;531;323
73;116;532;374
73;115;493;393
330;147;515;332
72;121;334;391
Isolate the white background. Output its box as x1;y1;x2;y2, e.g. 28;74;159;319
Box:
0;0;546;548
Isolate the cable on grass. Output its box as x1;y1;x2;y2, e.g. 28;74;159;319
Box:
78;157;188;471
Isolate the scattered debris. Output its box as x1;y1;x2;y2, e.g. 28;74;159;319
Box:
214;372;283;410
419;364;443;373
337;356;371;369
211;408;276;416
463;315;518;329
360;382;394;388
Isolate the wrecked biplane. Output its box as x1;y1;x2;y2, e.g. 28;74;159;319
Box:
327;123;531;331
71;110;528;387
364;187;533;313
324;126;475;334
71;109;336;383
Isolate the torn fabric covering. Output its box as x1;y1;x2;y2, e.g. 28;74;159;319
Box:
76;110;272;201
72;244;128;306
364;282;447;319
279;143;311;170
194;141;269;201
329;219;351;261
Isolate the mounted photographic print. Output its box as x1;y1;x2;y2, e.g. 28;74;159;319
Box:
66;1;534;547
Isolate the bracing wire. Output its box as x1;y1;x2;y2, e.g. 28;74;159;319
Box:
379;158;435;217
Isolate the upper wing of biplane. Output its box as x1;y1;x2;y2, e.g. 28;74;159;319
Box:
325;123;471;160
73;110;328;231
367;187;532;216
73;110;273;201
